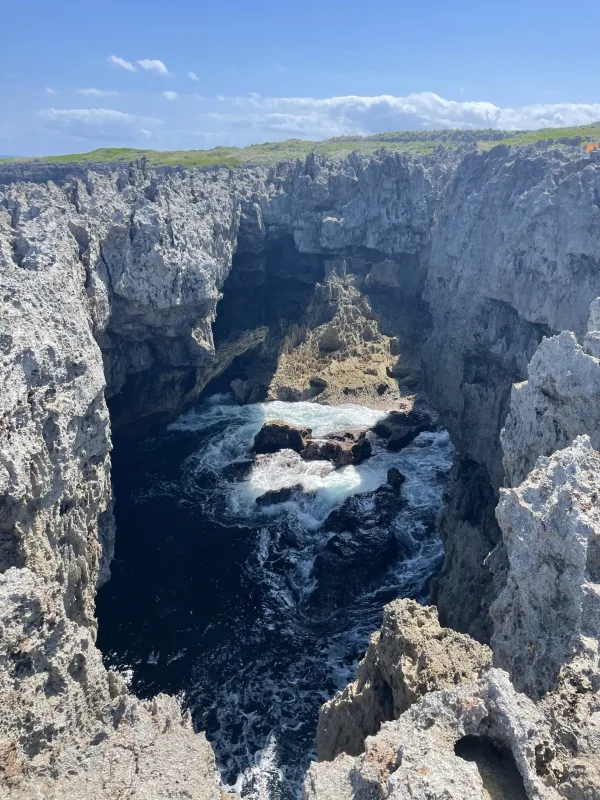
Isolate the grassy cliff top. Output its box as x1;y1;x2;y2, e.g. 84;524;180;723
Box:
4;124;600;168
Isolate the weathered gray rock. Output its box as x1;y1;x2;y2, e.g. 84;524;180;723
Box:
3;143;600;797
306;670;561;800
491;436;600;698
0;568;222;800
308;302;600;799
583;296;600;358
502;331;600;488
0;167;236;796
317;600;492;761
424;146;600;638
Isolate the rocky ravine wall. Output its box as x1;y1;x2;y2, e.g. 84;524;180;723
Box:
1;143;600;797
310;306;600;799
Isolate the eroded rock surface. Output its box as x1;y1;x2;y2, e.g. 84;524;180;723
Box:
301;429;372;467
3;144;600;796
491;437;600;697
0;569;221;800
424;147;600;639
502;330;600;488
252;419;311;454
308;303;600;800
307;670;559;800
317;600;492;760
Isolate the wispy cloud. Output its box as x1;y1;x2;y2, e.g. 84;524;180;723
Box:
137;59;172;76
77;88;120;97
212;92;600;135
45;87;57;95
188;71;199;82
107;54;136;72
39;107;163;142
163;91;178;101
41;108;135;123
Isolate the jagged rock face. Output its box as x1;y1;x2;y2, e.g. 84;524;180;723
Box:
0;169;225;798
3;145;600;796
0;150;448;795
491;436;600;698
502;330;600;487
306;670;558;800
0;569;221;800
316;600;492;761
0;179;113;617
423;146;600;638
494;316;600;702
308;303;600;800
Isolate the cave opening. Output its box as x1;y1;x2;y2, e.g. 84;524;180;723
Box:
454;735;528;800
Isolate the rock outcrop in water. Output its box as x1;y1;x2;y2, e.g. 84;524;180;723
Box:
2;142;600;796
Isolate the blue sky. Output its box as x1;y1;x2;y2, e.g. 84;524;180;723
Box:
1;0;600;156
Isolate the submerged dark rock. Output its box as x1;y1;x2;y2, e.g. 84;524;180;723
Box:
310;527;400;607
387;466;406;491
222;459;254;482
310;485;406;606
255;483;305;506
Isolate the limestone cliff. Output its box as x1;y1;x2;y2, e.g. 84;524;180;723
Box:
306;302;600;799
424;144;600;640
2;141;600;796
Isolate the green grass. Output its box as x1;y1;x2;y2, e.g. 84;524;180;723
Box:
5;123;600;168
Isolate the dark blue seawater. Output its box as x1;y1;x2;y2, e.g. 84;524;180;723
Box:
97;396;453;799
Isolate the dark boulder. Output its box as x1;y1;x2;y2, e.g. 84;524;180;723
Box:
222;459;254;482
350;435;372;464
255;483;304;507
252;419;311;454
372;408;435;452
324;484;402;533
301;430;372;468
310;526;399;607
387;467;406;491
309;483;408;607
301;439;342;463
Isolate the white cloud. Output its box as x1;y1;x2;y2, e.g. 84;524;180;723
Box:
107;54;136;72
188;71;199;81
138;59;172;76
77;88;120;97
42;108;135;124
140;128;153;139
39;108;163;142
45;87;57;95
163;91;178;101
212;92;600;136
